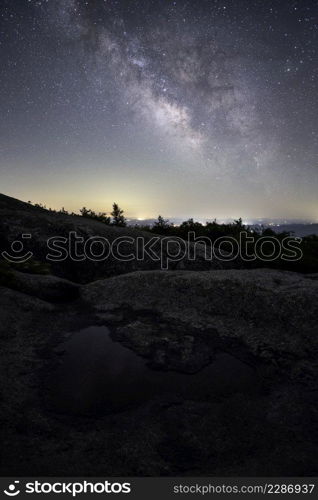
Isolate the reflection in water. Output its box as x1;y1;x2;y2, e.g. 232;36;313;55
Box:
49;326;258;416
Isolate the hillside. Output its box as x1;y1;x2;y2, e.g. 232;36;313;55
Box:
0;193;225;283
0;193;317;476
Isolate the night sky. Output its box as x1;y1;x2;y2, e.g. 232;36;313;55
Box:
1;0;317;220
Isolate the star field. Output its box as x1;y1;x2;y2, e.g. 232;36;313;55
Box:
0;0;317;219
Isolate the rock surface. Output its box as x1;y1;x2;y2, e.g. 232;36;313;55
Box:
1;267;318;476
10;270;80;302
82;269;318;380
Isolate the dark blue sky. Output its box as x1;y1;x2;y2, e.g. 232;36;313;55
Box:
1;0;317;220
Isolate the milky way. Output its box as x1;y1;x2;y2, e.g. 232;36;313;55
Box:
0;0;317;219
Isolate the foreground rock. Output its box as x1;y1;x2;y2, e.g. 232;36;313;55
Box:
82;268;318;380
1;268;318;476
10;271;80;302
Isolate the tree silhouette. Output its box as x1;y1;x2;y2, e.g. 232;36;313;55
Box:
111;203;126;227
79;206;111;224
153;215;172;234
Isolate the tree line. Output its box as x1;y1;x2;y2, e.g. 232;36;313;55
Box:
29;201;127;227
27;200;318;273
